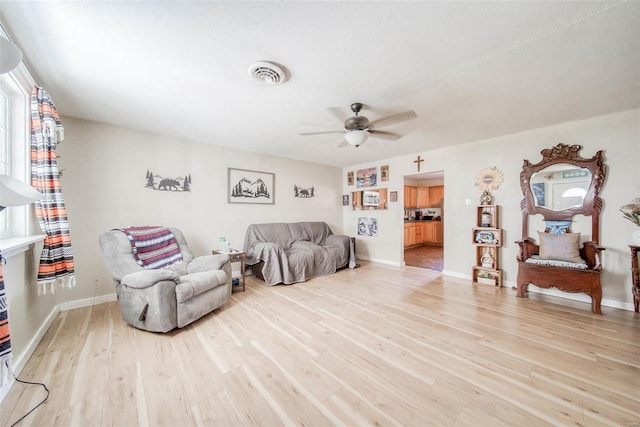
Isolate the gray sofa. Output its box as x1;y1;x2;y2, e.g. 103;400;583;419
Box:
243;222;355;285
99;227;232;332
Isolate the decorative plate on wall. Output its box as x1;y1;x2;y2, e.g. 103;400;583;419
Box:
474;166;504;192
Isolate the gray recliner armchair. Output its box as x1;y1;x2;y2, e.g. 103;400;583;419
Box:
99;227;232;332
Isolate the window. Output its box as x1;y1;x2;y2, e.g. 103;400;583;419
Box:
0;60;37;241
0;81;12;237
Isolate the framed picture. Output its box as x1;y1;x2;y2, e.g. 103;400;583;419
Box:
381;165;389;182
347;171;354;186
342;194;350;206
356;167;377;188
390;191;398;202
357;217;378;237
294;184;314;198
228;168;275;204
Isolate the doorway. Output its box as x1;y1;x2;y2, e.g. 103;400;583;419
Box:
403;171;444;272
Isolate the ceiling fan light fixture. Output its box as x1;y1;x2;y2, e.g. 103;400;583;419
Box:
0;36;23;74
344;130;368;147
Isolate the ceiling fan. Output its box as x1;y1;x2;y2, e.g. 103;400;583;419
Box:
300;102;417;147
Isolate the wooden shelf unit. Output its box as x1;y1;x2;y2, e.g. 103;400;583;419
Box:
472;204;503;287
630;245;640;313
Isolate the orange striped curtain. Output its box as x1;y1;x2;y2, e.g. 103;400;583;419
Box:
30;86;76;294
0;260;11;388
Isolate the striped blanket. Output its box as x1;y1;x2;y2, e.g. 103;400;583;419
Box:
0;252;11;389
118;226;183;269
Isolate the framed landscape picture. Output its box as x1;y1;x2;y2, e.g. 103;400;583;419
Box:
356;167;377;188
228;168;275;204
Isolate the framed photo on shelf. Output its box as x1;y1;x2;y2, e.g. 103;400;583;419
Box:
473;228;501;245
228;168;275;204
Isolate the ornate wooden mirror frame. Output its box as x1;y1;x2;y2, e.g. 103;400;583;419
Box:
516;143;607;313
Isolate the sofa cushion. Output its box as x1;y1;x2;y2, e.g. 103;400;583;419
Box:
538;231;583;263
525;255;588;269
175;270;228;303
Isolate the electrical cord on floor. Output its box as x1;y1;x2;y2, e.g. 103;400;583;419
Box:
5;361;49;427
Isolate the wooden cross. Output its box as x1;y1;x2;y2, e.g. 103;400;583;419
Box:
414;155;424;172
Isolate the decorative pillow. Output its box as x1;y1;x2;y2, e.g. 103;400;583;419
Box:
538;232;583;263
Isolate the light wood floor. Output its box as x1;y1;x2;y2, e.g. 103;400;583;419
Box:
2;261;639;426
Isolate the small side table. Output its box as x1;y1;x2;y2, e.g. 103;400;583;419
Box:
630;245;640;313
212;249;246;292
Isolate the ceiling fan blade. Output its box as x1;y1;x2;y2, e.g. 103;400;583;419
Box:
328;107;348;122
368;110;417;129
337;140;349;148
368;130;402;140
299;130;345;136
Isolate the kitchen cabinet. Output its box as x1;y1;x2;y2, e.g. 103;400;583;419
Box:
434;222;443;245
423;221;443;246
404;223;417;247
405;221;443;247
408;224;416;246
404;185;417;208
408;185;444;208
428;185;444;206
422;221;434;243
417;187;429;208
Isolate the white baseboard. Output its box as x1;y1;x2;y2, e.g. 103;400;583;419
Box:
441;270;635;312
441;270;468;280
355;255;403;267
58;292;117;312
11;304;59;377
525;286;635;312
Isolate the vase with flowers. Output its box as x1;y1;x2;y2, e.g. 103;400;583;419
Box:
620;198;640;245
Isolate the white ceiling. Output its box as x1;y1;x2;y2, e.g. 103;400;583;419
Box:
1;1;638;168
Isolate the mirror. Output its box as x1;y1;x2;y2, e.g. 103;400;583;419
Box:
519;143;606;241
352;188;388;210
529;163;592;211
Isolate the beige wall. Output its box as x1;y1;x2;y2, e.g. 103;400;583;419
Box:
56;117;344;302
344;109;640;309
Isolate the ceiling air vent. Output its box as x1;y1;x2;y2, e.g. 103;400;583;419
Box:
248;61;288;85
